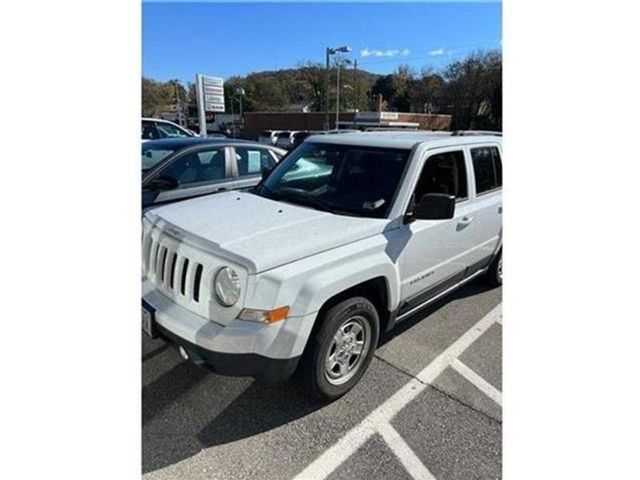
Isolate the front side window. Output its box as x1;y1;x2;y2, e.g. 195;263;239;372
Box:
471;146;502;194
255;142;410;218
160;147;226;185
413;150;468;203
155;121;191;138
234;147;276;176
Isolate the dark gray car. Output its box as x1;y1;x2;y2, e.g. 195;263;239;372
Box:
142;138;285;209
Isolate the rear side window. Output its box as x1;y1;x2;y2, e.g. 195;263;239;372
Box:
234;147;276;176
142;121;159;140
471;146;502;194
414;150;468;202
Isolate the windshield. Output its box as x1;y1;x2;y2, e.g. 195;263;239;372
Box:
155;122;192;138
254;142;410;218
141;145;176;171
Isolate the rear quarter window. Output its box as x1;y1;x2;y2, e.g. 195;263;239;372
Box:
471;146;502;195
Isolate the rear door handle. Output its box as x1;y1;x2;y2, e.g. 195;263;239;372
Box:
215;187;228;192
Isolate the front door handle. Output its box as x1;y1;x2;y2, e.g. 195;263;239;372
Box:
215;187;228;192
457;216;473;230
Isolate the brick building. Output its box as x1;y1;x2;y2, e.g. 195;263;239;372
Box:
242;111;452;140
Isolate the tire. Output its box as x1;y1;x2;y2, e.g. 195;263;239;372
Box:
298;296;380;401
485;249;502;287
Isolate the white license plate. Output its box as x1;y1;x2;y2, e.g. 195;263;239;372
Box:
142;307;153;337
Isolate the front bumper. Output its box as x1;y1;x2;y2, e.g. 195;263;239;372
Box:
151;315;299;383
142;279;313;383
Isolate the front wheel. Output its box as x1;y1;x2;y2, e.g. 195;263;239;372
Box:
298;297;379;401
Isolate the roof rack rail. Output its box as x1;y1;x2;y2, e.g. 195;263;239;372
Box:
450;130;502;137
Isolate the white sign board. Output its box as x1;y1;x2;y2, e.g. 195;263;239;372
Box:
380;111;399;121
196;74;226;136
199;75;225;112
356;111;399;122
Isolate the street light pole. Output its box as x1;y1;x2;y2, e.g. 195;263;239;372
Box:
324;45;351;130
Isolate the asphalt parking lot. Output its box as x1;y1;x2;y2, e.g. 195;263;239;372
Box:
142;281;502;480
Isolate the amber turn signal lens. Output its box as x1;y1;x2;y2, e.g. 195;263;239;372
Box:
267;306;290;323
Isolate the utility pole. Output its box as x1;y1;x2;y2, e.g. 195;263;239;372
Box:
325;47;330;130
335;61;341;131
174;82;180;126
236;87;245;139
230;94;234;137
353;59;358;129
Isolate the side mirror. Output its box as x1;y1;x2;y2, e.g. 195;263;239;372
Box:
411;193;456;221
147;175;178;191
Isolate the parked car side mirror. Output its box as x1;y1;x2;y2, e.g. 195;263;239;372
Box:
148;175;179;191
411;193;456;221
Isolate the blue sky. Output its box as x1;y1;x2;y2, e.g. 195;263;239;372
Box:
143;2;501;83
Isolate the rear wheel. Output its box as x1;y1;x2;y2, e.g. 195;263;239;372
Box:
299;297;379;400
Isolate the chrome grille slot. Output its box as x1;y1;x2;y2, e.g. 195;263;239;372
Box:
180;259;189;296
193;264;203;302
159;247;168;284
168;252;177;289
157;246;167;283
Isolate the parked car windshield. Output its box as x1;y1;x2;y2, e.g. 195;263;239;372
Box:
155;122;193;138
255;142;410;218
142;145;177;171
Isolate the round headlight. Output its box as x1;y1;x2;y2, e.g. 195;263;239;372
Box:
214;266;241;307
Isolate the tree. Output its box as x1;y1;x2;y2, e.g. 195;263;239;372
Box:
296;62;326;111
440;50;502;130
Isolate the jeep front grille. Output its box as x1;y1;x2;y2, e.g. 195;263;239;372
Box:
141;219;247;326
144;234;204;304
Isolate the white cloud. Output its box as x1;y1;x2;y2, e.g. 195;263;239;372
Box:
360;48;411;58
428;48;446;56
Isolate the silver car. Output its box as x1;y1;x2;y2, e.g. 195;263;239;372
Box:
142;137;285;209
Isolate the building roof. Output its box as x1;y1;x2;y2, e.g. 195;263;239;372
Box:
305;131;501;150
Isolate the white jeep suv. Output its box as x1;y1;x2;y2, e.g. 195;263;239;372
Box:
141;131;502;400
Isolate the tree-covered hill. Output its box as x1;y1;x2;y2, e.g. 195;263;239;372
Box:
142;50;501;130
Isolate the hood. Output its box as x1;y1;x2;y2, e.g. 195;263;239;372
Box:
145;191;388;273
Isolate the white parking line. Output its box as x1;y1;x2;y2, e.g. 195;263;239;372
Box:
292;303;502;480
451;358;502;406
377;422;436;480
